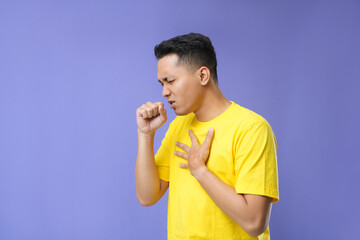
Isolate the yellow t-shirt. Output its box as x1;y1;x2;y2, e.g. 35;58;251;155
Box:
155;101;279;240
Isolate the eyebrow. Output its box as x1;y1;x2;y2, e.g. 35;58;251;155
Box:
158;77;170;85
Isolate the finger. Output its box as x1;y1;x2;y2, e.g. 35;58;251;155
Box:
150;106;157;117
179;162;189;168
154;102;164;109
138;108;149;119
158;104;167;123
136;107;145;118
174;151;188;159
145;102;158;118
202;128;215;149
138;103;154;119
145;108;153;118
188;129;199;146
175;141;190;152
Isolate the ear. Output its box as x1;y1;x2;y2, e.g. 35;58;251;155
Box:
198;67;211;86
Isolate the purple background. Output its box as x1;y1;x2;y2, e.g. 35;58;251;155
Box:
1;1;359;239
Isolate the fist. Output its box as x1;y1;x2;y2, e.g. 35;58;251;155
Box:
136;102;167;134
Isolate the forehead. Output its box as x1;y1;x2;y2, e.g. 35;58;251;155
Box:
157;54;179;71
157;54;190;79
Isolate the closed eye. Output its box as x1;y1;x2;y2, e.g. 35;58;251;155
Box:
158;79;175;86
158;80;164;86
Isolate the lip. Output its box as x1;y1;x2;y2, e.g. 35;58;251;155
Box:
168;100;175;108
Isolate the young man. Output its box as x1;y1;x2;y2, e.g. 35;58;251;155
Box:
135;33;279;239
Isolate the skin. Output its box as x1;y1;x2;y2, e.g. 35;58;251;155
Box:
135;54;273;237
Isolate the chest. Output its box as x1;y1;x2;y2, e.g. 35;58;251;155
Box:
169;127;237;187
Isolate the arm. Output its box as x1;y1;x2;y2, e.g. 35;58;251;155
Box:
194;167;272;237
135;102;169;206
175;129;272;237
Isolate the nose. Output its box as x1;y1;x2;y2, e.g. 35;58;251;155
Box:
162;85;171;97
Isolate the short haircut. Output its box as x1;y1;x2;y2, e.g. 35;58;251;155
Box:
154;33;218;84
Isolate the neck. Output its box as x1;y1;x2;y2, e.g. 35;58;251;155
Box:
193;83;231;122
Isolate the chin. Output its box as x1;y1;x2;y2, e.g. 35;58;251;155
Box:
173;109;183;116
174;108;191;116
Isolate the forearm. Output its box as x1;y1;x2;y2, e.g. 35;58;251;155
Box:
135;131;162;206
194;167;270;237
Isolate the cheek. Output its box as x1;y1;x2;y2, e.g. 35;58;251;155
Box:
174;76;200;103
177;84;194;102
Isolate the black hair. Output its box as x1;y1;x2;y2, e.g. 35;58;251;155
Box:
154;33;218;84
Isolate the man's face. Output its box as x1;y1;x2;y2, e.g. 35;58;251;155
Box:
157;54;203;116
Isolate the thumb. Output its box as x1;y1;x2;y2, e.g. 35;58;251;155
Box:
202;128;215;149
158;104;167;123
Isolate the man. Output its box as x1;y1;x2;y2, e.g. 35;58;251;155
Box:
135;33;279;239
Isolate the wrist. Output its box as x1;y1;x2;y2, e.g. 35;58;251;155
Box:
192;165;209;181
137;129;155;139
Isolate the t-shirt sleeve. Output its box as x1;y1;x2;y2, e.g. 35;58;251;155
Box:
234;120;279;203
154;120;176;182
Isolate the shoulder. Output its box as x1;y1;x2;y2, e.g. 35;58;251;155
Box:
228;102;270;130
229;102;277;150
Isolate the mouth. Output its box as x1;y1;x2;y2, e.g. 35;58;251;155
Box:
168;100;176;108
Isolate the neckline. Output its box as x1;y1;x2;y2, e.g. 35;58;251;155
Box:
191;101;234;127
